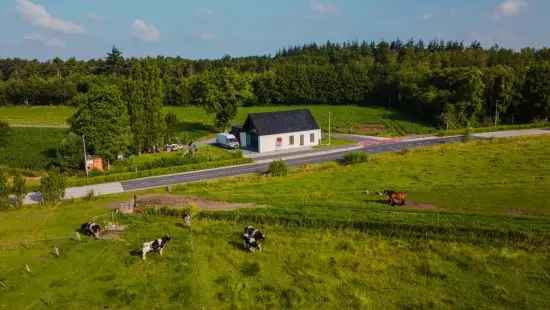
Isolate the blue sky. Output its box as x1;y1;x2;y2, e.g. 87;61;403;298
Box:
0;0;548;60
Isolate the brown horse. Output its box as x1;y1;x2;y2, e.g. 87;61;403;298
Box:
384;190;407;206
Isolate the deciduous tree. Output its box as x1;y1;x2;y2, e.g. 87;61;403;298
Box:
69;85;131;161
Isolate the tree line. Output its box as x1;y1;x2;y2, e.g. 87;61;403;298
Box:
1;41;550;129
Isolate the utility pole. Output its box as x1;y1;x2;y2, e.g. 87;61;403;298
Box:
328;111;332;146
494;100;499;127
82;135;88;177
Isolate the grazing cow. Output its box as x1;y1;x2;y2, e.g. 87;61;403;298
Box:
384;190;407;206
142;235;171;260
183;212;191;227
80;222;102;238
243;226;265;252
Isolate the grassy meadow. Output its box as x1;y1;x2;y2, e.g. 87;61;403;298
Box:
176;136;550;219
0;106;73;127
1;208;548;309
0;127;67;171
0;105;435;136
1;136;550;308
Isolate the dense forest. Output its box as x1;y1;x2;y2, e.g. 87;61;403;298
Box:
1;40;550;128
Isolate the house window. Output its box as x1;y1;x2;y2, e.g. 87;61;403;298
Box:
310;133;315;143
300;135;304;146
289;135;294;145
276;137;283;147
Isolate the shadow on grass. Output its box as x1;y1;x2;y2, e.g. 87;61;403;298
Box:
177;121;215;134
175;223;190;229
129;249;142;257
228;240;249;253
364;198;389;204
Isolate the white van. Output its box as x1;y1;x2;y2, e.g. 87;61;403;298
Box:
216;133;240;149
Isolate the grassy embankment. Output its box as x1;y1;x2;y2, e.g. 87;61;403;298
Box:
0;136;549;308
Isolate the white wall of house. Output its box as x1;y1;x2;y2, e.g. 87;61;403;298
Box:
257;129;321;153
240;132;248;148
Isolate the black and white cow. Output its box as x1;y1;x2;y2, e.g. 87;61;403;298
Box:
183;212;191;227
80;222;102;238
243;226;265;252
142;235;171;260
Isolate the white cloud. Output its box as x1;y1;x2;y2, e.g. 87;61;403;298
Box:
24;33;66;48
310;0;339;16
495;0;527;17
422;13;433;20
16;0;83;34
131;19;160;42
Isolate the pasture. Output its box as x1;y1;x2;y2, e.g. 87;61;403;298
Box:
0;209;548;309
0;127;67;171
176;136;550;219
0;106;73;127
1;136;550;308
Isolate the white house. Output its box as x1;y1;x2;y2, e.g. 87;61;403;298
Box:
239;109;322;153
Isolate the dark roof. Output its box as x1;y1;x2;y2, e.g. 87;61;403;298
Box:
242;109;320;136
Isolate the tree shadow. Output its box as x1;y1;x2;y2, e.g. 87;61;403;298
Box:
177;121;215;134
41;147;58;159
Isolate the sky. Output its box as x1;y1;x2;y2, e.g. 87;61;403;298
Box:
0;0;548;60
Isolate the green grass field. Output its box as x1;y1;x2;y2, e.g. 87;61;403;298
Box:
1;136;550;308
0;127;67;171
0;106;73;127
0;105;434;136
177;136;550;218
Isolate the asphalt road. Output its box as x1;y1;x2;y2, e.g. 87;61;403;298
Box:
121;135;464;191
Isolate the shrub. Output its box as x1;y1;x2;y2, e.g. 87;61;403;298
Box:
268;160;288;177
0;121;10;145
164;112;179;143
11;172;26;207
463;127;473;142
343;152;369;164
40;171;65;205
0;170;9;208
240;262;261;277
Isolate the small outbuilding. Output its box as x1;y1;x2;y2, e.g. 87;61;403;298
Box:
85;155;104;172
239;109;321;153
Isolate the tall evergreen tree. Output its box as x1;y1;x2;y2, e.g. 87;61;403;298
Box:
104;46;125;75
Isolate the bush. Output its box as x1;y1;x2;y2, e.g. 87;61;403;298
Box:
240;262;261;277
463;127;473;142
268;160;288;177
343;152;369;164
40;171;65;205
11;172;26;207
0;121;10;145
0;170;9;208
